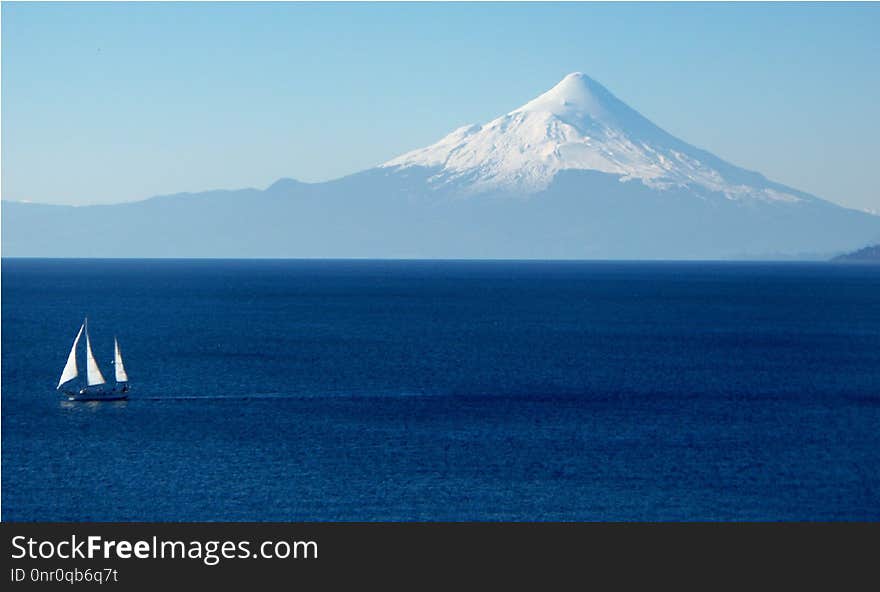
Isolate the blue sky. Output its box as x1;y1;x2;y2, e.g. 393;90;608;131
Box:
2;2;878;211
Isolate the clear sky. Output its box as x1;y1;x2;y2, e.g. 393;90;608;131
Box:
2;2;878;212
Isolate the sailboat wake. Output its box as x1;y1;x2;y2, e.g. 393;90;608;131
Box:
138;393;295;401
134;390;434;402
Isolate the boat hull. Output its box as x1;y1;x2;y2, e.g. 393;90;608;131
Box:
66;393;128;402
61;385;131;402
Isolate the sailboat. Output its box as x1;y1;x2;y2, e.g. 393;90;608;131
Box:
57;318;130;401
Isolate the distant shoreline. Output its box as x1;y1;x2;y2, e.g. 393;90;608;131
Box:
832;244;880;263
0;257;870;264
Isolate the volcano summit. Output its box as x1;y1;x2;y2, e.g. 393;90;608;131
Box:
385;72;801;202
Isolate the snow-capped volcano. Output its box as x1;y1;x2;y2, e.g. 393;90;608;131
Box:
5;72;879;259
383;72;799;202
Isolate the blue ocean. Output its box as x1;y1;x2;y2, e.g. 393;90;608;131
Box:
2;259;879;521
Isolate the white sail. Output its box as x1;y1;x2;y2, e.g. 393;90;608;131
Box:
57;323;85;389
114;337;129;383
85;326;107;386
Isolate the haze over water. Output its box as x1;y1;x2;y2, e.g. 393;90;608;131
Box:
3;259;879;520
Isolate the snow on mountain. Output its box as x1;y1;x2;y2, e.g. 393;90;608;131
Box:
382;72;799;202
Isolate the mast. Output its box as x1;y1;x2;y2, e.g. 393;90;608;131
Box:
57;321;85;389
84;319;107;387
114;337;129;383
